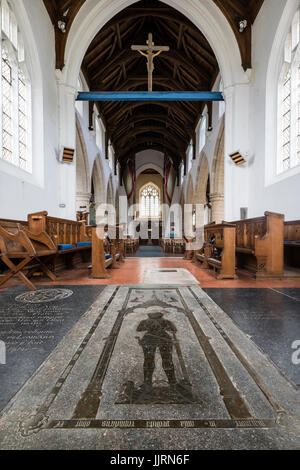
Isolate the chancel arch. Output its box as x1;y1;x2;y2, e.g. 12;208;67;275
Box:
211;118;225;224
64;0;245;92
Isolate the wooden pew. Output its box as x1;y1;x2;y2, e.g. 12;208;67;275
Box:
231;211;284;278
27;211;92;271
194;223;237;279
103;225;125;268
91;225;126;278
108;223;126;264
161;238;185;255
284;220;300;268
161;238;171;253
91;227;113;279
0;219;57;290
184;237;196;259
124;237;139;255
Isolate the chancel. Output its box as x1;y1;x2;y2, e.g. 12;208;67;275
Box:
0;0;300;453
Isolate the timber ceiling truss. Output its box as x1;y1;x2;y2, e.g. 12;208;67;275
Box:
43;0;264;173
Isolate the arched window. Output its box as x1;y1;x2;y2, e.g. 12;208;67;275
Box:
140;184;160;218
278;8;300;174
1;0;31;172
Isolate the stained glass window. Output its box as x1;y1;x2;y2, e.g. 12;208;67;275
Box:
140;184;160;218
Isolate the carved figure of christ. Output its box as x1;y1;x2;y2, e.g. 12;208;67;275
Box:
131;33;170;91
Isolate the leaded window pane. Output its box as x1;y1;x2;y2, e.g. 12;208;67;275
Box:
0;3;32;172
140;185;160;218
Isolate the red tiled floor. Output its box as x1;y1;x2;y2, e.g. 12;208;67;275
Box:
1;257;300;291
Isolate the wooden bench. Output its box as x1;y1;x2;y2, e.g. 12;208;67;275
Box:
27;211;92;271
194;223;237;279
161;238;172;253
284;220;300;268
230;211;284;279
104;224;125;266
184;237;196;259
124;237;139;255
161;238;185;254
0;219;57;291
91;225;125;278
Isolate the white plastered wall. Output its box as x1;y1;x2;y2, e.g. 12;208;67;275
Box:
183;0;300;222
250;0;300;221
0;0;61;220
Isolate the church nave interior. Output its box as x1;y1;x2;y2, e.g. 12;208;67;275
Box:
0;0;299;452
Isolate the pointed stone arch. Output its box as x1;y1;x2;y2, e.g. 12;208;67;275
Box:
115;188;120;224
186;174;194;205
76;116;91;213
185;174;194;237
92;156;106;206
106;174;116;226
193;151;211;234
107;175;114;205
194;151;210;205
211;118;225;223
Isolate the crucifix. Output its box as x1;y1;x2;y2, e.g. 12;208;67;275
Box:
131;33;170;92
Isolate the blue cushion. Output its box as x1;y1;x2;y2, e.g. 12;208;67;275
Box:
76;242;92;247
58;244;73;251
105;254;111;260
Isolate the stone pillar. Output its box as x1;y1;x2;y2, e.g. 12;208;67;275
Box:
56;76;78;220
76;192;91;213
210;192;224;224
184;204;194;238
194;203;205;245
223;83;251;221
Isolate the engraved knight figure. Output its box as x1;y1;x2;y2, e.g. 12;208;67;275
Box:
136;312;177;391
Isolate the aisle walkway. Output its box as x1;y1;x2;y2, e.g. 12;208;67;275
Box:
2;258;300;290
133;246;164;257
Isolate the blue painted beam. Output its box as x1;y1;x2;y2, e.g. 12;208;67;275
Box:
76;91;224;102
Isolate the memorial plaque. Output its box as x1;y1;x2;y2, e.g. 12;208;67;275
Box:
0;285;105;411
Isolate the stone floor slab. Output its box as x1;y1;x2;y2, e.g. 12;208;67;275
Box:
0;285;299;450
203;288;300;386
0;285;105;411
143;268;198;285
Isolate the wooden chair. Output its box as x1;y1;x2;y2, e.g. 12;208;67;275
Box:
0;223;57;291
